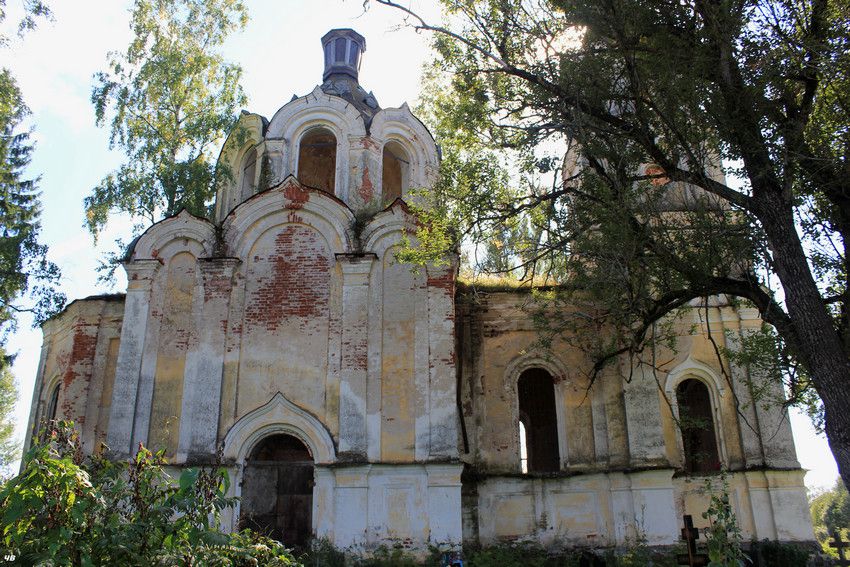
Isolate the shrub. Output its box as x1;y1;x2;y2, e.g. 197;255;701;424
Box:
0;421;300;566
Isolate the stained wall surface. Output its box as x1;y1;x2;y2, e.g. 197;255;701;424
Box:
456;290;813;546
24;28;814;554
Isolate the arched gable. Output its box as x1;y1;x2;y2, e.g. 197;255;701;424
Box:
129;209;216;262
215;111;268;221
222;391;336;465
221;176;355;258
370;104;439;192
664;356;727;399
266;86;367;201
360;200;414;254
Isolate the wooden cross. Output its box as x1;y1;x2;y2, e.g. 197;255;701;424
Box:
829;530;850;566
676;515;709;567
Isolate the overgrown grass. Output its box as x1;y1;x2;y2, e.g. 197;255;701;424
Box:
299;539;816;566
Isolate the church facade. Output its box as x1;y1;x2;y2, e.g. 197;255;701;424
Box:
25;29;814;553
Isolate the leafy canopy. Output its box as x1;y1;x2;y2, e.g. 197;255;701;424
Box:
377;0;850;482
86;0;248;244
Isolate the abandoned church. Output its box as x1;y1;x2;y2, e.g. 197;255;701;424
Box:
24;29;815;553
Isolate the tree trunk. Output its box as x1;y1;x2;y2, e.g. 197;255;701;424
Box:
757;191;850;491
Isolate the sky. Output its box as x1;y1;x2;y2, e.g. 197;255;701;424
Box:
0;0;840;491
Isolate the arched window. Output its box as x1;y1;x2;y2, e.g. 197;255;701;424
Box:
240;434;314;549
46;383;60;422
239;147;258;201
297;127;337;193
676;379;721;473
518;368;560;472
382;140;409;204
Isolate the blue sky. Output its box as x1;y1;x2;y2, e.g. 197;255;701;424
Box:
1;0;839;491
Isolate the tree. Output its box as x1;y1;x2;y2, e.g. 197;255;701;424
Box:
811;479;850;552
85;0;248;256
0;361;17;473
0;422;299;565
0;0;64;468
375;0;850;488
0;1;51;45
0;70;63;333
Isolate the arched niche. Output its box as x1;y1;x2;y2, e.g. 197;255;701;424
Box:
370;105;440;197
676;379;721;473
221;393;336;539
266;87;367;201
222;392;336;466
45;379;61;424
518;368;560;473
239;146;259;201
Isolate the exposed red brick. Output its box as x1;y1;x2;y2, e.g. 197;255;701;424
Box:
63;324;98;388
59;322;99;421
360;136;380;151
358;165;374;203
244;224;331;332
282;181;310;209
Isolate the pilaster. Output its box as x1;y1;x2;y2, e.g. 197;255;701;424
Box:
177;258;241;460
107;259;160;456
337;253;375;458
426;262;459;459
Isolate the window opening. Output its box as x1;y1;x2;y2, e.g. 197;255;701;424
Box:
46;383;60;422
240;147;258;201
676;379;721;473
382;141;409;204
297;128;337;193
519;419;529;474
517;368;560;472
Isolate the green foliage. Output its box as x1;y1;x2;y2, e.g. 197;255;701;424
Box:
0;358;18;474
460;543;579;567
374;0;850;479
0;422;300;566
603;537;678;567
0;0;51;44
0;69;64;330
0;1;62;477
86;0;248;252
702;478;746;567
747;540;813;567
811;479;850;555
0;63;64;478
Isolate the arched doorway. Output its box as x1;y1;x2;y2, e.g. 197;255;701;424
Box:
240;433;314;548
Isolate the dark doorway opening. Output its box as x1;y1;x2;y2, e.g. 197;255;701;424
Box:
676;379;721;473
240;433;314;548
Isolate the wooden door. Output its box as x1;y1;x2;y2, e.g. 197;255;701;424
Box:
240;435;314;548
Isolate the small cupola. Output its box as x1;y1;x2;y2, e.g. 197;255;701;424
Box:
322;28;366;82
